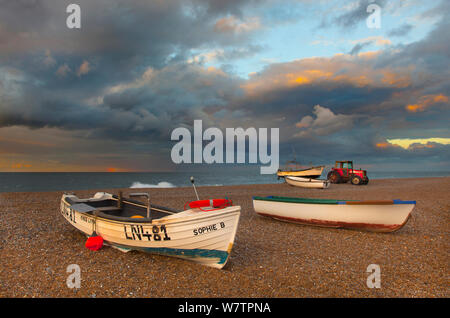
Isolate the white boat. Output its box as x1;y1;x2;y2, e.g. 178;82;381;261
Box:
285;176;330;189
277;164;324;178
253;196;415;232
61;192;241;268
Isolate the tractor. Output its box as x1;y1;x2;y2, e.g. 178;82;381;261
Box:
327;161;369;185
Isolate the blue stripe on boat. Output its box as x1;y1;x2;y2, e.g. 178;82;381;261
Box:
393;199;416;205
143;247;229;264
113;244;229;264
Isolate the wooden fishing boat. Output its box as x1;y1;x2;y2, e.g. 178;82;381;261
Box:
277;165;324;178
253;196;415;232
61;192;241;268
285;176;330;189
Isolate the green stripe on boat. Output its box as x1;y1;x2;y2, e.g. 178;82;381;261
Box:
253;196;357;205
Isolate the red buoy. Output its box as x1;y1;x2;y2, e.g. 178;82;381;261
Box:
85;235;103;251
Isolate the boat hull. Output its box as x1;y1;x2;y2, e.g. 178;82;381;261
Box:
253;196;415;232
61;193;240;268
285;176;330;189
277;166;324;178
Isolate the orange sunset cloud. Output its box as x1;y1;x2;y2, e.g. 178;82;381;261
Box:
240;53;414;96
375;142;390;148
11;163;32;169
406;94;449;112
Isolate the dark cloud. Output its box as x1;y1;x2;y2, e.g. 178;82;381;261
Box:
0;0;262;67
387;23;413;37
0;0;449;171
348;41;372;55
0;0;258;139
318;0;387;30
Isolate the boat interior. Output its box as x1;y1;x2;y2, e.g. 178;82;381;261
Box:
65;194;181;222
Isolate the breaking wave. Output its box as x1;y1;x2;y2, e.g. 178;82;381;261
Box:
130;181;176;188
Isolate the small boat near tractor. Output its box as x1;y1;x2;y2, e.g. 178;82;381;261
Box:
277;163;325;179
285;176;330;189
61;184;240;269
253;196;415;232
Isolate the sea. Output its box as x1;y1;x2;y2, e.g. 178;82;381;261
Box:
0;167;449;193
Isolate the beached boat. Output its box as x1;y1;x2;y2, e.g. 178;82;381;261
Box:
285;176;330;189
252;196;415;232
277;165;325;178
60;192;241;268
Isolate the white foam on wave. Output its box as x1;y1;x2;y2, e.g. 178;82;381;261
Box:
130;181;176;188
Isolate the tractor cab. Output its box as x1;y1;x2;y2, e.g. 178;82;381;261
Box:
335;161;353;177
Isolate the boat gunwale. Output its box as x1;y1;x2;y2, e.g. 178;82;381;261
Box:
62;196;241;226
253;196;416;205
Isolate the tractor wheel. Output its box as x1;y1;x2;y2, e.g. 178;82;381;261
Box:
328;171;341;184
351;175;362;185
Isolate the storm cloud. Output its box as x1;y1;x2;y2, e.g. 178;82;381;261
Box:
0;0;449;171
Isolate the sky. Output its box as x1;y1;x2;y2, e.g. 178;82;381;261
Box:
0;0;449;172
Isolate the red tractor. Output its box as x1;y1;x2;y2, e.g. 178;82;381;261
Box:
327;161;369;185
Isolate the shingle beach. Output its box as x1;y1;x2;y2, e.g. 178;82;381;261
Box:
0;177;448;297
